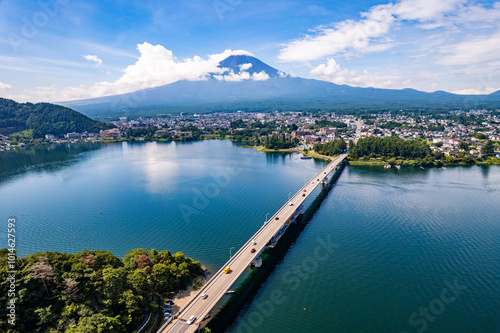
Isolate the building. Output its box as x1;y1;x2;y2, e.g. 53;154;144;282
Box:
305;135;321;143
319;127;337;135
65;132;81;139
101;128;121;139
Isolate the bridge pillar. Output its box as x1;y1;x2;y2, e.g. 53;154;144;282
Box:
250;256;262;268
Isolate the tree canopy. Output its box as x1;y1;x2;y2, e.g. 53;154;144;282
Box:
0;98;113;138
0;248;203;332
313;139;347;156
349;137;431;159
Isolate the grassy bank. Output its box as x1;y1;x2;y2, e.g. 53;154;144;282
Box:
347;157;500;167
347;160;387;166
301;150;332;162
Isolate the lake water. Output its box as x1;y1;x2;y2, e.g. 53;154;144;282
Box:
1;140;499;332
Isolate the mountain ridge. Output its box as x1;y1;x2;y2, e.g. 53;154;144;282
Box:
60;55;500;119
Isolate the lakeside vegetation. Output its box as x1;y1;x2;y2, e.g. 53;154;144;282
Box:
0;248;203;333
0;98;113;141
312;139;347;156
347;137;500;167
312;137;500;166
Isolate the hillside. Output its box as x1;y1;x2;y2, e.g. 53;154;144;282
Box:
60;55;500;119
0;98;112;138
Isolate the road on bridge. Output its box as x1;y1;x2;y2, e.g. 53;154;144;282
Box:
161;154;347;333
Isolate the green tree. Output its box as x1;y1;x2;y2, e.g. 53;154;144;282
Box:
127;269;151;293
66;313;125;333
458;141;469;151
482;141;495;157
35;305;56;327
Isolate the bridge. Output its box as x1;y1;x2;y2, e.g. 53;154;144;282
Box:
160;154;347;333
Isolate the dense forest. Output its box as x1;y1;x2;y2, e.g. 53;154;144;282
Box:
313;139;347;156
0;98;113;138
263;134;299;150
0;248;203;332
349;137;432;159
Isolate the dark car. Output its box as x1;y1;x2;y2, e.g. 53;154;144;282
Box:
251;248;256;253
275;216;279;220
302;193;306;197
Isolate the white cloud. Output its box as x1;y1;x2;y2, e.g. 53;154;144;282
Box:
279;4;396;62
11;43;259;102
278;0;499;62
83;54;103;65
438;31;500;66
239;63;252;71
0;82;12;90
310;58;396;88
251;71;270;81
214;70;251;82
214;69;270;82
391;0;466;22
453;87;499;95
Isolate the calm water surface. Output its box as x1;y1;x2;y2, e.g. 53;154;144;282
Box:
1;140;499;332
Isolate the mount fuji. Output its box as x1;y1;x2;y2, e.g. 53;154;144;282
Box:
60;55;500;119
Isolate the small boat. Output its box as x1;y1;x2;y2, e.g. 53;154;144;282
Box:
384;164;391;169
395;165;401;169
300;156;312;159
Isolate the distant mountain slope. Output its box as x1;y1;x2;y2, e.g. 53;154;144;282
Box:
60;55;500;119
217;55;282;77
0;98;112;138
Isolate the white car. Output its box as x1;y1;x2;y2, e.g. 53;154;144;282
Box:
187;315;196;325
252;240;257;245
288;202;293;206
201;293;208;299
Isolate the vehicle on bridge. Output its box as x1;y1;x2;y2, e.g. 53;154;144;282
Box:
223;266;231;274
187;315;196;325
251;248;256;253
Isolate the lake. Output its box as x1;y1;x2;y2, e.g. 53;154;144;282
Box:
1;140;499;332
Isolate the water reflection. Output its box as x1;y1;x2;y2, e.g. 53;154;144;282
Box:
0;142;101;185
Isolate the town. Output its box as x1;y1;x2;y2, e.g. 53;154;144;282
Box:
1;110;499;162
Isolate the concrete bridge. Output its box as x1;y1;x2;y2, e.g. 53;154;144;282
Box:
160;154;347;333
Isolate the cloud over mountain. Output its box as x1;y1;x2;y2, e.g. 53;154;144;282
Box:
10;44;260;102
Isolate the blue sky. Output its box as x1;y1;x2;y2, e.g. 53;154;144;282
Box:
1;0;500;102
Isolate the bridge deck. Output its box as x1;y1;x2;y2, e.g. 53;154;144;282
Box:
161;154;347;333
